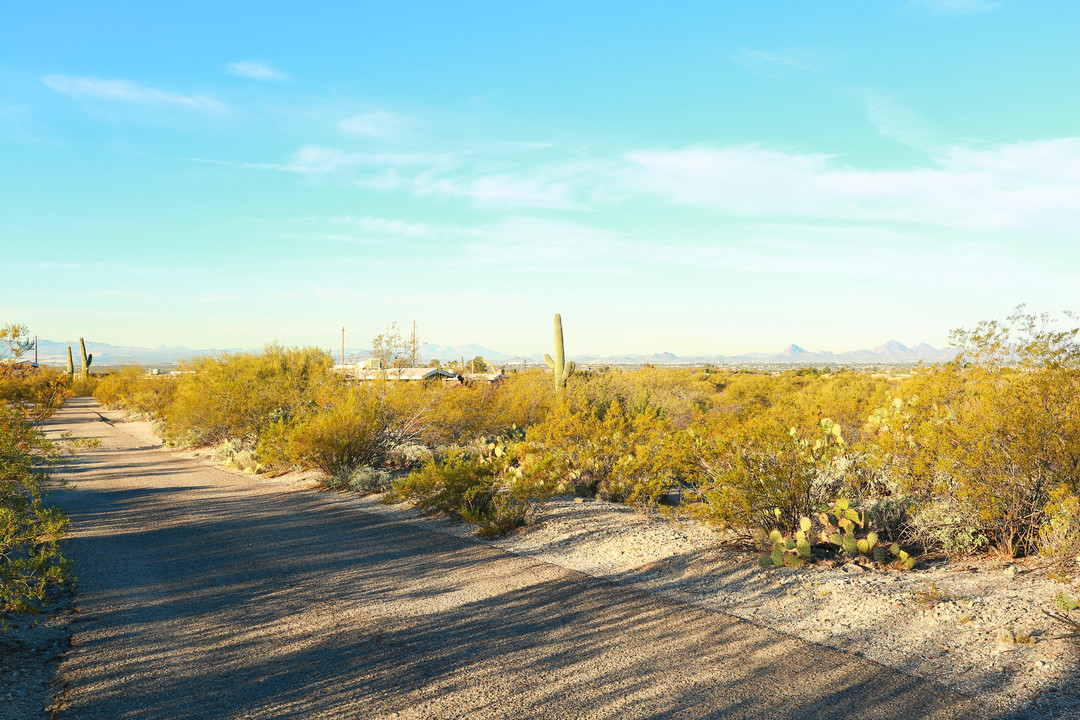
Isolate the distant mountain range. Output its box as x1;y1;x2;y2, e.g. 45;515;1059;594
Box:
27;338;957;367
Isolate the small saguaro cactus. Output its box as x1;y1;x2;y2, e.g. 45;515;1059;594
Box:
66;346;74;377
79;337;93;378
544;313;576;391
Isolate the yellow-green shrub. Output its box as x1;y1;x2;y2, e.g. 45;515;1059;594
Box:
526;400;689;503
867;309;1080;557
94;366;176;422
687;403;848;535
165;345;332;446
279;385;397;479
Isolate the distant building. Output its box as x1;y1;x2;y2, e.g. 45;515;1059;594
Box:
451;370;508;386
333;365;458;382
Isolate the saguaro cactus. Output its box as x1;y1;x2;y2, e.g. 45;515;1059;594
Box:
544;313;576;391
79;337;93;378
66;346;74;377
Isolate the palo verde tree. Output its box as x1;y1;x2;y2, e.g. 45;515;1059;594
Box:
0;324;71;624
0;323;35;361
871;306;1080;557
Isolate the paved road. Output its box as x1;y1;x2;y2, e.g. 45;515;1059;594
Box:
45;398;989;719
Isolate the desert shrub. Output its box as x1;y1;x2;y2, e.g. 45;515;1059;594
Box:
339;466;392;494
94;366;176;421
92;366;140;408
0;402;70;622
281;385;397;478
424;370;555;445
391;443;551;536
904;496;990;556
69;374;100;397
211;440;260;474
1038;487;1080;573
392;451;492;514
687;403;849;536
387;442;432;470
526;400;688;502
867;308;1080;557
0;367;71;427
165;345;332;446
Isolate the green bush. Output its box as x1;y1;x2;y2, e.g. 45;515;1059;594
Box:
0;401;70;623
94;366;176;422
280;385;397;478
868;308;1080;557
1039;487;1080;573
391;446;550;537
688;406;848;535
526;400;688;502
165;345;332;446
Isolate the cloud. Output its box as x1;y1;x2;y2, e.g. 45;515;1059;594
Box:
863;92;939;151
739;50;818;73
907;0;1000;16
41;75;228;114
409;162;600;211
338;111;415;140
616;139;1080;233
276;215;437;243
456;217;627;273
227;60;289;81
250;134;1080;234
246;145;453;174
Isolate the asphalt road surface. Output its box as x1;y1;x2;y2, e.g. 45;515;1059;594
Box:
44;397;990;719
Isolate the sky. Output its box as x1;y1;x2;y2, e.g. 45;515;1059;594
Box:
3;1;1079;356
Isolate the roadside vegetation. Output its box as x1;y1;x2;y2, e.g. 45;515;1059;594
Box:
91;308;1080;582
0;324;73;627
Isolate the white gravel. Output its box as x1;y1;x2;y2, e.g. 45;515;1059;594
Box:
344;495;1080;718
103;411;1080;718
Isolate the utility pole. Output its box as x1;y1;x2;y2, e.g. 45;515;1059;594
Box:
411;320;417;368
341;327;345;366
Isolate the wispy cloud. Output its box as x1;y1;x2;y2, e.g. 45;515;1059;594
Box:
863;92;939;151
408;160;604;211
616;139;1080;233
338;110;416;140
247;133;1080;234
455;217;628;273
907;0;1001;16
227;60;289;81
42;75;228;114
245;145;453;174
739;50;818;73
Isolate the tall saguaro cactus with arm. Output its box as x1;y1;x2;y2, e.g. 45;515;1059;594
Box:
79;337;93;379
544;313;576;392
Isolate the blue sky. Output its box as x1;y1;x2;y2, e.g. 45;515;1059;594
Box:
3;1;1079;356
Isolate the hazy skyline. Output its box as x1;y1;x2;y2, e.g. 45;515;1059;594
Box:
4;2;1079;356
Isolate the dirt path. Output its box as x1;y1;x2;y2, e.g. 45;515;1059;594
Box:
42;398;991;719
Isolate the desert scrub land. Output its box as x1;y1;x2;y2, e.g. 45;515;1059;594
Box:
88;308;1080;715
